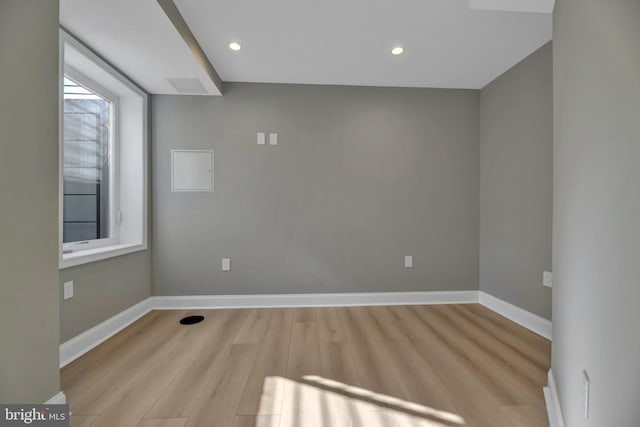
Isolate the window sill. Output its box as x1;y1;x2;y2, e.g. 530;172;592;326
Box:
60;242;146;269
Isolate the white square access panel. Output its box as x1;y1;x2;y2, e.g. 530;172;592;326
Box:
171;149;214;192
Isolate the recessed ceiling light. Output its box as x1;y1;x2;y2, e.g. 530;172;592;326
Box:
228;41;242;51
391;46;404;56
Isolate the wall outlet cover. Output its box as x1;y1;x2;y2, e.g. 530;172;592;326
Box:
63;281;74;300
269;133;278;145
257;132;265;145
222;258;231;271
543;271;553;288
405;255;413;268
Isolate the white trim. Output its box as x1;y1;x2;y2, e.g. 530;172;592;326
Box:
478;291;552;340
59;298;151;368
544;370;566;427
60;243;147;269
60;30;147;96
59;29;149;270
59;290;553;368
45;392;66;405
468;0;555;14
150;291;479;310
58;291;476;367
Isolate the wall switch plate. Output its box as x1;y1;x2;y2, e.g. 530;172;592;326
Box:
257;132;265;145
269;133;278;145
222;258;231;271
582;370;590;419
405;255;413;268
63;281;74;300
543;271;553;288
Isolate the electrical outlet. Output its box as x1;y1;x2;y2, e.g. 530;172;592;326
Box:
582;370;590;419
257;132;265;145
269;133;278;145
543;271;553;288
63;281;74;300
404;255;413;268
222;258;231;271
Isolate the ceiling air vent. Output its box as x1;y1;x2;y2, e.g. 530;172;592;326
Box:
167;78;208;94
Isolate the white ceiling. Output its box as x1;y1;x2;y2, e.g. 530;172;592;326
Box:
175;0;552;90
61;0;552;94
60;0;221;95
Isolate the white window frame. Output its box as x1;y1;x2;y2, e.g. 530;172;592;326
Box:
59;29;148;269
62;67;120;252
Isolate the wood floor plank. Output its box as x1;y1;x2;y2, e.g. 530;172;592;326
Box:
496;405;550;427
365;306;414;342
89;314;221;426
187;392;242;427
317;307;344;342
466;304;549;345
319;341;361;387
137;419;187;427
69;310;192;415
70;415;97;427
62;304;550;427
382;337;467;420
62;310;162;385
411;305;536;405
287;322;322;378
436;304;548;387
336;307;407;399
235;308;293;416
425;305;546;406
381;410;465;427
292;307;317;323
321;308;467;425
392;305;516;424
344;307;387;342
460;304;550;364
186;344;259;427
145;309;249;418
232;415;280;427
233;309;271;344
62;310;179;403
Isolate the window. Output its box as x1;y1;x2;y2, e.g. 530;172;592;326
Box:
63;74;117;249
60;30;148;268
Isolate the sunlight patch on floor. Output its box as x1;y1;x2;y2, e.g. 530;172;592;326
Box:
258;375;466;427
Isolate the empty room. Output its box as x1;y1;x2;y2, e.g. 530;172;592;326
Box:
1;0;638;426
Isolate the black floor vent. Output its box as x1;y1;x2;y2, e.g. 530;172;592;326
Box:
180;315;204;325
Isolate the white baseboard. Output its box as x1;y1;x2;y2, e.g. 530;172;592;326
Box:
60;290;552;368
478;291;552;340
543;370;566;427
150;290;479;310
59;298;152;368
45;391;66;404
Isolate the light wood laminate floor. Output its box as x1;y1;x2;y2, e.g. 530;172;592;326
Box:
62;304;551;427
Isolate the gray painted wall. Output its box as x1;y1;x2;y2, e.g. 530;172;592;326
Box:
153;83;479;295
58;45;153;344
0;0;61;403
59;251;151;342
553;0;640;425
479;42;553;320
